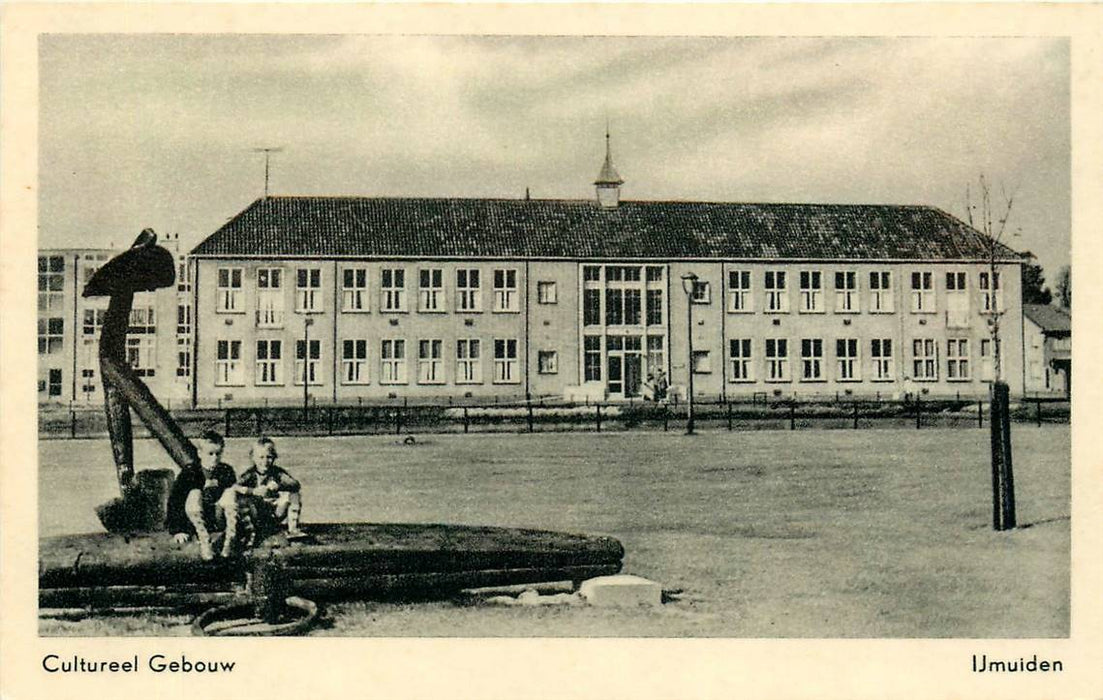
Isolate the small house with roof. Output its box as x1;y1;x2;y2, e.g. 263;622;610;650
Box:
1022;304;1071;396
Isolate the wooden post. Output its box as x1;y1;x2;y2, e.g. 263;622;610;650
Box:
255;410;263;436
789;402;796;431
224;409;231;438
990;382;1017;530
596;404;602;433
978;400;983;429
663;405;669;432
727;402;733;431
70;409;77;439
853;402;859;430
327;406;335;436
915;395;921;430
395;408;402;435
527;401;534;433
1036;398;1042;427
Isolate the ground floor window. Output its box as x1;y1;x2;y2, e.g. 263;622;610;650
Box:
836;338;859;381
216;340;243;386
584;335;602;382
418;339;444;384
912;338;938;381
765;338;790;382
728;339;752;381
381;339;407;384
456;339;482;384
538;350;558;374
48;368;63;397
342;339;369;384
947;339;970;380
494;338;519;384
256;339;283;385
871;339;893;381
294;339;322;385
800;338;823;381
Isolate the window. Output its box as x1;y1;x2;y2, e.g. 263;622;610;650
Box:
979;271;1002;313
765;339;790;381
419;269;444;312
606;288;642;326
294;339;322;385
800;338;824;381
217;267;243;313
729;339;753;382
48;368;63;397
980;339;997;382
947;339;970;380
417;339;444;384
836;338;859;381
456;339;482;384
342;268;368;312
296;268;322;313
494;338;519;383
583;289;601;326
910;271;934;313
380;339;407;384
82;367;97;395
256;339;283;385
765;271;789;312
583;265;601;282
177;260;191;293
342;339;369;384
38;255;65;314
176;304;192;336
83;308;106;336
692;350;711;374
871;339;894;381
215;340;243;386
728;270;752;312
690;281;710;304
176;338;191;379
869;271;893;313
646;335;664;376
537;281;557;304
126;306;156;377
381;268;407;312
456;269;481;312
946;272;969;328
799;271;823;313
646;289;663;326
38;317;64;354
912;339;938;381
834;271;858;313
493;269;519;312
538;350;558;374
606;266;641;282
257;268;284;327
584;335;602;381
646;266;664;283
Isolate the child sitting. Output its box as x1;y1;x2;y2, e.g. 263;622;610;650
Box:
167;430;238;560
230;437;304;540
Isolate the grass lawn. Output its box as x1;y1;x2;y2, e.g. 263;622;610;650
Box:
39;425;1069;637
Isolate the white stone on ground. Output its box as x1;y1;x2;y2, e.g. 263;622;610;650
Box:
578;575;662;607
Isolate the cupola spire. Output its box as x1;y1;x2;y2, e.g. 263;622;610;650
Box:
594;127;624;209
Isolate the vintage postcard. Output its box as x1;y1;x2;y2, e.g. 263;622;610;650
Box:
2;3;1101;699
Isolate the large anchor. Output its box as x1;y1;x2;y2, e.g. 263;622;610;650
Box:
85;229;198;533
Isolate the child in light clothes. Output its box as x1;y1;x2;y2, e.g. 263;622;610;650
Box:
230;437;304;540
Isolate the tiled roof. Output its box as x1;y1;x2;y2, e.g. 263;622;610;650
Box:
192;196;1023;262
1023;304;1071;334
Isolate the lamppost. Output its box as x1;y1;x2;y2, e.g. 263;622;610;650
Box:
302;317;314;420
680;272;698;435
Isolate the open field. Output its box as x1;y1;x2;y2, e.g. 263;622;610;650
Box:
39;426;1069;637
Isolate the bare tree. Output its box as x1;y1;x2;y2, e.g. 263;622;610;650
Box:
965;174;1018;383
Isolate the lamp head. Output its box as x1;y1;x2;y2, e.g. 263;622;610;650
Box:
680;271;699;294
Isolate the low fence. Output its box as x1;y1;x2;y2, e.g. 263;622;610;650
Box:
39;396;1070;440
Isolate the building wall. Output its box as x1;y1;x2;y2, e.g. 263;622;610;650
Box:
191;256;1025;407
1023;319;1070;396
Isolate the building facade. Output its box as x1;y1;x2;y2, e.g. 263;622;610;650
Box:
1022;303;1071;396
187;161;1026;407
37;235;193;407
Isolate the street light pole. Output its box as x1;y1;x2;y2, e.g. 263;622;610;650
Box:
680;272;698;435
302;317;313;420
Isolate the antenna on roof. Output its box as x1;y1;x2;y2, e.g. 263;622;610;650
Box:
525;187;531;201
251;146;284;199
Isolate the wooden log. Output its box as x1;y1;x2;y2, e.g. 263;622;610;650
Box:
40;584;239;609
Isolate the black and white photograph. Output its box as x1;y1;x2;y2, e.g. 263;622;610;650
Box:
3;4;1101;699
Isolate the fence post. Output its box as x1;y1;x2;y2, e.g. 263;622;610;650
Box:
789;402;796;431
915;395;921;430
256;410;263;436
70;409;77;439
978;400;983;429
727;402;733;431
463;407;470;434
527;401;534;433
1036;399;1042;427
327;406;335;436
596;404;602;433
663;404;669;432
395;408;402;435
224;409;231;438
853;402;859;430
990;382;1017;530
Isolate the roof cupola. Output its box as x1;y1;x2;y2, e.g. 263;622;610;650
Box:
594;129;624;209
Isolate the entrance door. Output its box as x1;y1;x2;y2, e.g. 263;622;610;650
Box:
607;355;623;395
624;354;642;397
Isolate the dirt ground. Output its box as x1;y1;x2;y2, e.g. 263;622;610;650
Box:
39;425;1069;637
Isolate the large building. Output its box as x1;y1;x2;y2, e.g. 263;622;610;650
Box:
37;235;193;406
185;147;1026;408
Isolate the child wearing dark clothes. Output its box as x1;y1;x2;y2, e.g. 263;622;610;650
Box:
166;430;237;560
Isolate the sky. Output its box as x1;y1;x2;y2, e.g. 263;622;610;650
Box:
39;35;1070;279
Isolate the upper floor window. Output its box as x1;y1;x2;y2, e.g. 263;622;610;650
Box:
583;265;601;282
583;288;601;326
38;317;64;354
645;266;664;283
537;281;557;304
646;289;664;326
84;308;106;336
418;268;444;312
979;271;1002;313
869;271;893;313
728;270;752;313
799;271;823;313
945;271;970;328
381;268;407;312
910;271;935;313
606;266;641;282
38;255;66;314
765;271;789;313
456;269;481;312
257;267;284;327
834;271;858;313
690;280;711;304
296;268;322;313
606;288;642;326
177;261;191;293
216;267;243;313
493;269;519;312
342;268;368;312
